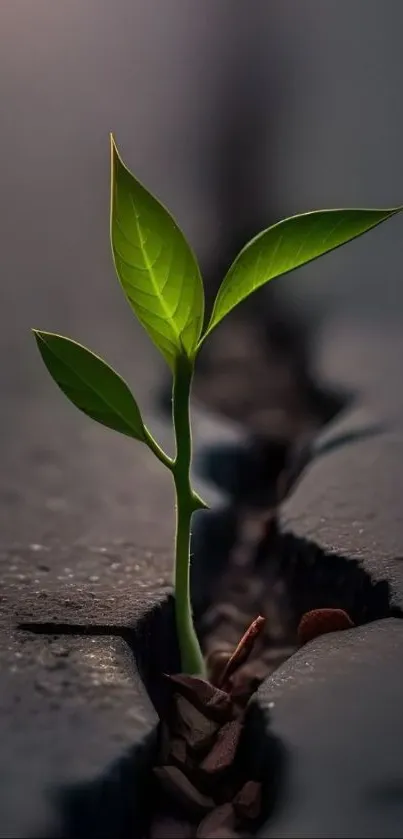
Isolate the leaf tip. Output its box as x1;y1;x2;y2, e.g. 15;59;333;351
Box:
110;133;116;168
110;133;124;172
32;328;50;338
110;132;117;157
32;329;47;358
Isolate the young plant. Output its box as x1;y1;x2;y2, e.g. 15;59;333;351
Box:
32;136;401;676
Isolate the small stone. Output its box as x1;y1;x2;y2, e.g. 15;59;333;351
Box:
233;780;262;820
298;608;354;646
196;803;237;838
174;695;220;752
153;766;215;817
218;616;266;690
166;675;234;722
200;720;243;775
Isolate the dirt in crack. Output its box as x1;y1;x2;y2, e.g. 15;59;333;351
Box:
145;523;400;837
192;304;399;704
199;519;401;704
191;310;345;699
148;617;269;838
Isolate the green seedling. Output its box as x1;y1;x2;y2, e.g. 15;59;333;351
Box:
32;135;401;676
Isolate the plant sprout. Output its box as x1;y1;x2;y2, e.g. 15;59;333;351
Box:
33;135;401;676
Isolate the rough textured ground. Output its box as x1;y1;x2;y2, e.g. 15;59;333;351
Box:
283;318;403;609
245;320;403;837
258;620;403;838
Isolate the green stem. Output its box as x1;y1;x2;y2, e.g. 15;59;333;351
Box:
172;354;205;676
143;426;174;470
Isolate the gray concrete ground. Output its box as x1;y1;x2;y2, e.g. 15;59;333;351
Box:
259;620;403;838
283;317;403;608
254;317;403;837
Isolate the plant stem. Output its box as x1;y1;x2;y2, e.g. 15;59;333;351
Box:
143;426;174;470
172;354;205;676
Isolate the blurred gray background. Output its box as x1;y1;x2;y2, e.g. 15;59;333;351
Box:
1;0;403;545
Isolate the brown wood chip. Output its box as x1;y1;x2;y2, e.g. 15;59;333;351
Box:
218;616;266;689
154;766;215;817
166;674;234;721
196;803;237;838
233;780;262;820
206;650;232;688
200;720;243;775
174;695;220;752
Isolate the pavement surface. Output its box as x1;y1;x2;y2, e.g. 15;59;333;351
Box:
256;318;403;837
258;620;403;839
283;317;403;610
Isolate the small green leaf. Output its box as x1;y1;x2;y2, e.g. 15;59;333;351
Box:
110;135;204;369
33;330;146;441
204;207;402;339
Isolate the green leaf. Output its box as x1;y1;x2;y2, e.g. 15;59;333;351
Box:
110;135;204;369
204;207;402;339
33;330;146;441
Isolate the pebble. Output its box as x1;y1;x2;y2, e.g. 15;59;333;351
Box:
298;608;354;645
200;720;243;775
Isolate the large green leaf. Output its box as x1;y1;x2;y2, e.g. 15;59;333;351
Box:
33;330;146;440
203;207;402;339
110;136;204;369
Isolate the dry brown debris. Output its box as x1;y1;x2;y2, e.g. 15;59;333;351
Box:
297;608;354;645
150;616;266;838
